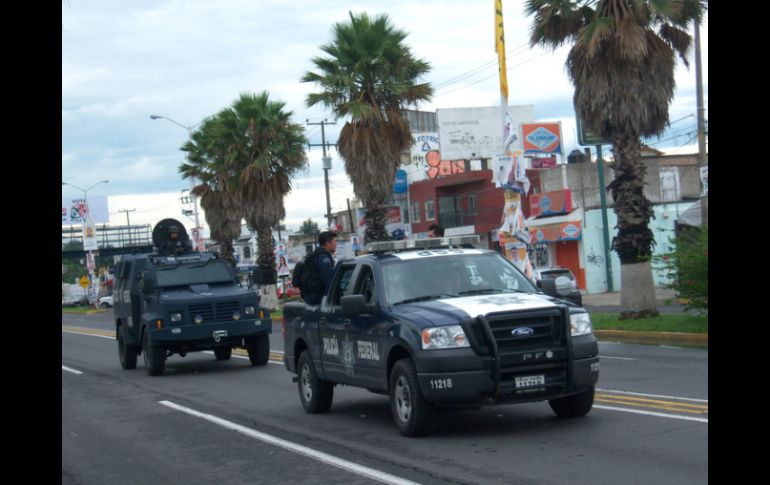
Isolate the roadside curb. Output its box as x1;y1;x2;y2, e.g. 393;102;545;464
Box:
594;330;707;349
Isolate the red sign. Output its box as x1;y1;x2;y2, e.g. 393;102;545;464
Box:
522;123;563;154
530;220;582;243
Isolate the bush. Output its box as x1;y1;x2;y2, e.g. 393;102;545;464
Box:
656;227;708;310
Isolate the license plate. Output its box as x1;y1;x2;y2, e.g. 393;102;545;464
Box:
515;375;545;389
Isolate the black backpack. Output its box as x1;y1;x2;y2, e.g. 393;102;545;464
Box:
292;252;323;296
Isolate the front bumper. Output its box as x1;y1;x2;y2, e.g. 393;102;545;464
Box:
148;317;272;348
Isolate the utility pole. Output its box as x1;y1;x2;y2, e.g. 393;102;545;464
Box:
694;19;707;228
307;119;337;227
119;208;136;246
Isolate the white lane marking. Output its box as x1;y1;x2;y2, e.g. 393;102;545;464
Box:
62;329;114;340
594;405;708;423
159;400;420;485
62;365;83;375
597;388;707;403
598;355;636;361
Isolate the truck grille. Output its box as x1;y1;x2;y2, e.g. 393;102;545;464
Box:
188;301;242;323
486;310;564;350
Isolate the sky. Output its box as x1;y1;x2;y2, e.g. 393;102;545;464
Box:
61;0;708;234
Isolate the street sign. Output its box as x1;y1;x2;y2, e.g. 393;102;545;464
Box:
576;116;612;146
79;276;90;289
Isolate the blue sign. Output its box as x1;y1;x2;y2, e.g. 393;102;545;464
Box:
394;169;408;194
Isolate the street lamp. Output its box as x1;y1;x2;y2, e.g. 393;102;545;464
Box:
150;114;203;229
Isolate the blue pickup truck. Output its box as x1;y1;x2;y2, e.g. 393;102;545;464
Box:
282;236;599;436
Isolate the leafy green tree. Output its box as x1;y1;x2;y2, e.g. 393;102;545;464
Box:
215;92;308;284
302;11;432;242
525;0;706;317
300;218;320;235
180;117;245;267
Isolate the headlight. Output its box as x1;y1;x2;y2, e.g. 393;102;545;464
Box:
421;325;470;350
244;306;256;316
170;312;182;322
570;312;593;336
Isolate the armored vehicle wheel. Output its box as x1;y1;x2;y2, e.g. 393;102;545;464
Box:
117;325;138;370
549;386;594;418
143;330;166;376
297;351;333;413
214;347;232;361
246;334;270;366
389;359;436;437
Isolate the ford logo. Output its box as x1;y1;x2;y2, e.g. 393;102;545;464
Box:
512;327;534;337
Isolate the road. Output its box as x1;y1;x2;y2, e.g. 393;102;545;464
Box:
62;311;707;484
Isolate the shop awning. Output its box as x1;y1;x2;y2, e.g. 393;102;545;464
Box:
527;210;583;243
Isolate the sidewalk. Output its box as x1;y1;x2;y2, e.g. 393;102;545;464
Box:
582;287;681;309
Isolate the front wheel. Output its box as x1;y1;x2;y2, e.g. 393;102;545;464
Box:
297;351;333;413
549;387;594;418
246;335;270;366
389;359;436;437
143;329;166;376
117;325;137;370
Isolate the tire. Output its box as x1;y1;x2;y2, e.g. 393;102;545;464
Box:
143;329;166;376
297;351;333;413
549;386;594;418
389;359;436;437
117;325;137;370
246;334;270;366
214;347;232;361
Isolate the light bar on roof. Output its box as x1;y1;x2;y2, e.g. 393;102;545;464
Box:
365;235;480;253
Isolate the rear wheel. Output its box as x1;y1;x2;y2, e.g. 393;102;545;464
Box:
143;330;166;376
389;359;436;437
214;347;232;361
246;335;270;366
117;325;137;370
549;387;594;418
297;351;333;413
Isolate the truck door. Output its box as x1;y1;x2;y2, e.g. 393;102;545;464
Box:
319;263;359;384
346;264;386;388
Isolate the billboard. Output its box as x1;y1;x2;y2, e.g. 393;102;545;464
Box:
62;196;109;225
522;122;563;155
436;105;534;160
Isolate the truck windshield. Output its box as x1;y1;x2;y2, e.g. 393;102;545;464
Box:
382;252;538;306
155;260;235;287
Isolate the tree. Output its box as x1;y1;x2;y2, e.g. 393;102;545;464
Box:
180;117;245;267
302;11;432;242
525;0;706;318
216;92;308;285
300;218;320;235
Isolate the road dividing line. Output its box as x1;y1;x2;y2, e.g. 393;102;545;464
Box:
594;404;708;423
159;400;421;485
62;365;83;375
597;388;708;403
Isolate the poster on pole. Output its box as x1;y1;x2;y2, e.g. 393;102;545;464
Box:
82;216;98;251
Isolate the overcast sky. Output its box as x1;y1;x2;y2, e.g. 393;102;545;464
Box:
61;0;708;233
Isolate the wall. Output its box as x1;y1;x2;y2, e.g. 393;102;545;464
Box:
538;154;701;210
582;201;696;293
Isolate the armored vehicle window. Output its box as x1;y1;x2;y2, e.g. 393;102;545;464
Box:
155;260;235;287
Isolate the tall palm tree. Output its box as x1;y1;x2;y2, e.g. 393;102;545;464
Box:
302;11;432;242
180;117;244;267
217;92;308;286
526;0;706;318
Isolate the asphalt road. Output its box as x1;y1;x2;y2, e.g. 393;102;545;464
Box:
62;311;708;485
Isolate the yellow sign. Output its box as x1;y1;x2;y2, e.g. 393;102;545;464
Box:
79;276;90;289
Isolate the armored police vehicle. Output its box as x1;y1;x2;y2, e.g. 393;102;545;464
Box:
114;219;272;376
282;236;599;436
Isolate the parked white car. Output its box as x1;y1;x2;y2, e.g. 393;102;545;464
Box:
98;295;113;308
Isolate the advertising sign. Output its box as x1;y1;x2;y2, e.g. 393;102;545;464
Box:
529;189;574;218
393;169;408;194
409;132;440;167
437;105;534;160
529;220;583;243
522;122;563;155
62;196;109;225
82;216;98;251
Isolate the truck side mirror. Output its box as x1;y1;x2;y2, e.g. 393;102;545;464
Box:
341;294;376;316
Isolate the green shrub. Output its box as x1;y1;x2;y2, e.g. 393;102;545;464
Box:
656;227;708;310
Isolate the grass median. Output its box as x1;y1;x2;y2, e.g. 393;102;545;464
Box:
589;312;708;334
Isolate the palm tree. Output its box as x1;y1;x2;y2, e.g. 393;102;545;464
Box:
180;117;244;267
525;0;706;318
216;92;308;287
302;11;432;242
